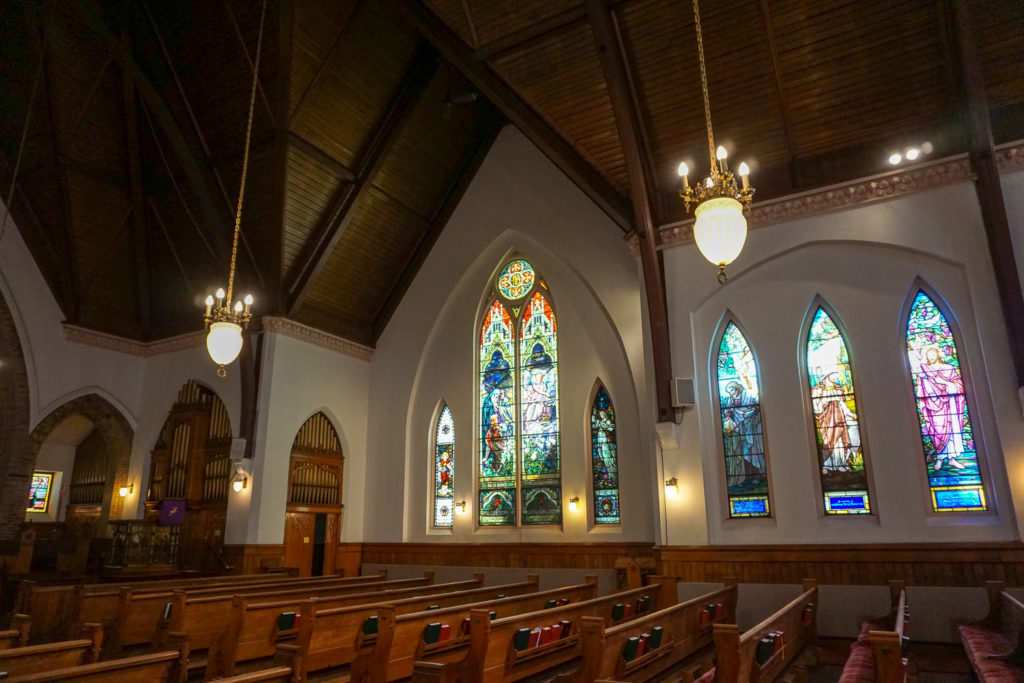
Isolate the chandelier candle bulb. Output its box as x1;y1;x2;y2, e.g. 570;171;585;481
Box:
204;295;213;316
678;161;689;189
716;145;728;172
216;288;225;303
738;162;750;190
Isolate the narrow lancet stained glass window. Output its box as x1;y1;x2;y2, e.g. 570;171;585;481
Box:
520;292;561;524
906;290;986;511
716;322;770;517
591;385;620;524
477;258;562;526
806;308;870;514
479;301;516;525
433;405;454;528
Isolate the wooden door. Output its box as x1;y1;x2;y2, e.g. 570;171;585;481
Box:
283;512;315;577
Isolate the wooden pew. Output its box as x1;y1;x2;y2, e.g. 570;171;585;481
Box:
699;579;819;683
20;570;385;645
105;571;433;658
0;624;103;677
209;574;541;679
959;580;1024;682
557;580;739;683
215;666;294;682
838;580;908;683
162;574;483;676
0;615;31;649
2;632;190;683
411;576;679;682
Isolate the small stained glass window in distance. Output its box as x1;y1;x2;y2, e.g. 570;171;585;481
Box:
497;260;536;301
433;405;454;528
591;385;620;524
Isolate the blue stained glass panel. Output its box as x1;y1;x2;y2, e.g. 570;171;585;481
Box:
717;322;770;517
591;385;620;524
520;292;561;523
905;291;986;511
479;301;516;525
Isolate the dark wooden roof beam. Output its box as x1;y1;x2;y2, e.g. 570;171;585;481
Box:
285;42;441;314
388;0;633;233
757;0;799;182
586;0;673;420
121;34;151;338
286;131;357;182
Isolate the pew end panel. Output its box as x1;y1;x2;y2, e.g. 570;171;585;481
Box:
0;614;31;649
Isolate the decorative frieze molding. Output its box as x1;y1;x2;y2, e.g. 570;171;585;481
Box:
656;139;1024;250
64;324;204;357
262;316;373;361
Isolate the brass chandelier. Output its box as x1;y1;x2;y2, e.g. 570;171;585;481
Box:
677;0;755;285
203;0;265;376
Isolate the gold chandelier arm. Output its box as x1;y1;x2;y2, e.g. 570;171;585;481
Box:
227;0;268;306
693;0;716;173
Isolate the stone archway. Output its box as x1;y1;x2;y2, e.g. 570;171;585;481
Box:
29;394;134;524
0;291;30;551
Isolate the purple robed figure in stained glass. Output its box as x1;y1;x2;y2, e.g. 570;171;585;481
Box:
915;347;967;471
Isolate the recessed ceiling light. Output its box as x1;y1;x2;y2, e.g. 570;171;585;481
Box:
905;147;920;161
889;153;902;165
921;141;934;154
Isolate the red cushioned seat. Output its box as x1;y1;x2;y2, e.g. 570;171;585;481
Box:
959;624;1024;682
694;666;716;683
838;641;876;683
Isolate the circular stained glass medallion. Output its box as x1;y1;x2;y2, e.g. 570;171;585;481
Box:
497;260;535;300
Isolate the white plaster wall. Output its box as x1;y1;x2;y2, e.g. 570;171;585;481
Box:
663;181;1024;544
1000;169;1024;296
365;126;655;543
242;332;370;545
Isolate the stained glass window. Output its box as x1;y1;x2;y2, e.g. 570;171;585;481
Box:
591;385;620;524
433;405;454;528
806;307;870;514
905;290;986;511
716;321;770;517
478;259;561;526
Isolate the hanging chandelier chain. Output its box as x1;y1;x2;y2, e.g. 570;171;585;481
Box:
692;0;716;172
226;0;267;306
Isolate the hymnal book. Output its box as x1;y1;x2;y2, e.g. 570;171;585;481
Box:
438;624;451;642
513;627;531;651
623;603;633;618
559;620;572;638
488;611;497;620
611;603;625;621
755;635;776;665
163;602;173;620
545;599;558;609
539;626;556;645
649;626;664;650
637;634;650;656
706;603;718;619
700;608;710;625
460;617;472;635
558;597;570;605
622;636;641;662
802;603;814;625
495;594;506;599
427;604;440;610
528;627;542;648
277;611;296;631
423;622;442;645
362;615;378;635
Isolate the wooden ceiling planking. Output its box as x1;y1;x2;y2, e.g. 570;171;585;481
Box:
617;0;790;195
290;0;363;114
491;20;628;194
466;0;582;48
371;68;488;219
971;0;1024;107
289;1;418;171
422;0;476;46
283;144;349;273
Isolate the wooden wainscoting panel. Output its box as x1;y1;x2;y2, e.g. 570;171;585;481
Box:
361;542;656;569
656;543;1024;586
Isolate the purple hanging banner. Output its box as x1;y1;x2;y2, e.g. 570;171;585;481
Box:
160;499;186;526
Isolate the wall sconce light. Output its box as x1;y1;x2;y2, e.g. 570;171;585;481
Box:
118;482;133;498
568;496;580;512
231;461;250;493
455;501;467;515
665;477;679;499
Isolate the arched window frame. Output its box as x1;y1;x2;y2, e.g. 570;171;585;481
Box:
798;296;875;516
431;402;455;529
900;281;993;515
588;380;621;526
710;312;773;519
477;257;562;527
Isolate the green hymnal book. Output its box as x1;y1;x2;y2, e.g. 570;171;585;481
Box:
277;611;296;631
423;622;442;644
544;599;558;609
489;611;497;620
513;627;531;651
362;615;378;635
427;605;440;610
755;635;776;665
649;625;664;650
495;594;506;599
622;636;641;662
611;603;625;621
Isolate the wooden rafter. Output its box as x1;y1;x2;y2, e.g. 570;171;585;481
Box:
286;42;441;314
371;109;505;341
121;34;151;338
586;0;674;420
948;0;1024;387
388;0;633;233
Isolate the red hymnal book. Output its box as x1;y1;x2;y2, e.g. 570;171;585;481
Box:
636;635;648;656
460;618;471;635
559;620;572;639
539;626;556;645
529;628;542;648
700;608;710;625
439;624;451;642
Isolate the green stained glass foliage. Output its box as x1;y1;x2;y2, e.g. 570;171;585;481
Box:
433;405;454;528
520;292;561;524
906;290;986;511
479;300;516;525
806;307;870;514
591;385;620;524
716;322;770;517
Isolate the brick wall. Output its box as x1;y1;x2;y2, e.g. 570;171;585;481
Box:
0;292;31;551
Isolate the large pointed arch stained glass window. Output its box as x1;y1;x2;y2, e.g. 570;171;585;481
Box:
906;290;986;511
591;385;620;524
716;321;770;517
433;405;454;528
806;307;870;514
478;259;562;526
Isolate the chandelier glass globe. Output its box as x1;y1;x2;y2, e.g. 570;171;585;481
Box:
206;321;244;368
692;196;747;268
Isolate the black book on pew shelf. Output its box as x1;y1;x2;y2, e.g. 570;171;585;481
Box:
423;622;443;645
460;617;472;635
636;595;651;613
362;615;378;635
544;599;558;609
622;636;641;662
513;627;532;651
649;625;664;650
277;611;296;631
706;603;717;619
163;602;173;620
755;635;776;665
496;594;506;599
559;620;572;639
427;605;440;610
611;603;625;621
489;611;497;620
